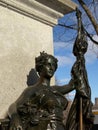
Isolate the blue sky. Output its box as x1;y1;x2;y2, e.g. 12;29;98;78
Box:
53;5;98;104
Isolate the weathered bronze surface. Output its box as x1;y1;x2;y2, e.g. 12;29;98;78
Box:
65;8;94;130
3;52;76;130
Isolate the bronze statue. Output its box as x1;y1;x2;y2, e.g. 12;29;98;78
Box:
8;52;76;130
65;8;94;130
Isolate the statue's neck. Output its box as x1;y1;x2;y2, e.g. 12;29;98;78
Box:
38;77;50;87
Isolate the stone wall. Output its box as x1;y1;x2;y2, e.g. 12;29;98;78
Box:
0;6;54;117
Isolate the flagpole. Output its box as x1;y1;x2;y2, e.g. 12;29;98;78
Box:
80;97;83;130
76;8;84;130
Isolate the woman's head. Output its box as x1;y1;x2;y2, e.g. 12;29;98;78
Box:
35;52;58;77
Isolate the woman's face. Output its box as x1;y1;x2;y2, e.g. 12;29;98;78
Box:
40;57;57;78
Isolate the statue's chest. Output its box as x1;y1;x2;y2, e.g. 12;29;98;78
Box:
17;86;67;116
34;87;67;110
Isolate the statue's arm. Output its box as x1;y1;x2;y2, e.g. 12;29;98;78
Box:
53;79;76;95
8;102;23;130
8;87;29;117
8;102;17;118
8;87;32;130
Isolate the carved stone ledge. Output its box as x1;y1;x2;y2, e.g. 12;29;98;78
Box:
35;0;77;14
0;0;77;26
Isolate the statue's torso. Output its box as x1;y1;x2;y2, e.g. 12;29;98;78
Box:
17;85;68;129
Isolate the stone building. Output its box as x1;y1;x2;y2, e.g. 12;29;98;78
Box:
92;98;98;124
0;0;77;117
92;98;98;129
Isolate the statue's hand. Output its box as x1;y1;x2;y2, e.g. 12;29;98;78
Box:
9;114;23;130
9;124;23;130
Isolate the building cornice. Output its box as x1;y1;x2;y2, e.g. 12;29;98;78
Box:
0;0;77;26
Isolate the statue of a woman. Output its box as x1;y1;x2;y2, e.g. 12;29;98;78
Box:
8;52;76;130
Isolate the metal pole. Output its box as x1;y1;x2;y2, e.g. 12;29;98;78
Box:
80;97;83;130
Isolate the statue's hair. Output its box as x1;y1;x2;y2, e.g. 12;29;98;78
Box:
35;51;58;74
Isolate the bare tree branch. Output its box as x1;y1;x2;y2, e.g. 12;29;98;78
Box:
78;0;98;35
58;23;77;30
85;29;98;45
58;23;98;45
